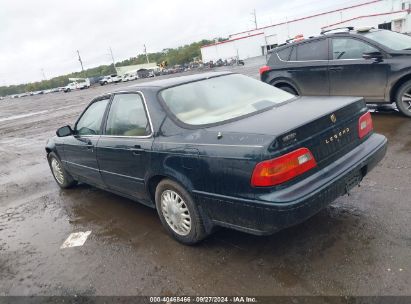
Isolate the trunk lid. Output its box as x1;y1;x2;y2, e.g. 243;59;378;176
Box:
207;96;368;169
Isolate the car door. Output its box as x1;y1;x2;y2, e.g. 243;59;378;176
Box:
97;92;153;202
329;37;389;101
63;97;110;186
288;38;330;95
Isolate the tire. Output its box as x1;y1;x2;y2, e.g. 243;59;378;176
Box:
155;179;208;245
277;84;298;95
47;152;77;189
395;81;411;117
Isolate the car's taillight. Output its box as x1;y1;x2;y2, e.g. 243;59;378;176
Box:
251;148;317;187
358;111;373;139
259;65;270;75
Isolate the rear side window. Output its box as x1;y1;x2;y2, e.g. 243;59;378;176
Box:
296;39;328;61
277;47;292;61
105;94;150;136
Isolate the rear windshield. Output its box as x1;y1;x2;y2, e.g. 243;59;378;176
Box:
160;74;293;126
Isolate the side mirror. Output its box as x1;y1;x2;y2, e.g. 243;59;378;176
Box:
363;51;383;61
56;125;73;137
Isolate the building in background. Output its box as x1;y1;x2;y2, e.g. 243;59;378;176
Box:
201;0;411;62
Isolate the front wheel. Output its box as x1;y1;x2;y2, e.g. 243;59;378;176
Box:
395;81;411;117
155;179;208;245
48;152;77;188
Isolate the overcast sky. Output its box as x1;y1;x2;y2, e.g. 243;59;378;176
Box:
0;0;364;86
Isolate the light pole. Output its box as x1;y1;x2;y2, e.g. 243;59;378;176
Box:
251;9;258;29
143;44;150;64
41;68;47;81
77;50;84;72
109;47;116;66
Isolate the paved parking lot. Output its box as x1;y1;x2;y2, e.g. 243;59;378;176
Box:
0;59;410;296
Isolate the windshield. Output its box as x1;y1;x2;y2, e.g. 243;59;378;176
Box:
364;30;411;50
160;74;294;126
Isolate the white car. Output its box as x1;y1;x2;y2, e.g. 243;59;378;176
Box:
99;74;121;85
122;73;138;82
63;79;90;93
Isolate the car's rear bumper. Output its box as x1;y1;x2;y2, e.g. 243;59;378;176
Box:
194;133;387;235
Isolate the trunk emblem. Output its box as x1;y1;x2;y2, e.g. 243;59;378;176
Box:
282;132;297;143
330;114;337;123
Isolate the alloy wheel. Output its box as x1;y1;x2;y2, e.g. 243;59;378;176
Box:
51;158;64;185
160;190;191;236
401;91;411;114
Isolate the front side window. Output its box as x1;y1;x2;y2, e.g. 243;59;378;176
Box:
75;99;109;136
332;38;378;59
160;74;293;126
296;39;328;61
105;93;150;136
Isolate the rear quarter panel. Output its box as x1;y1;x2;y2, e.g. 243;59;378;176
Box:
151;117;269;200
262;53;302;93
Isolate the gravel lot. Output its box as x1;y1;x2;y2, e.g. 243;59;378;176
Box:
0;58;410;296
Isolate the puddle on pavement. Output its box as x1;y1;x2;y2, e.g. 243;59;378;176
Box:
371;111;411;143
401;140;411;152
372;113;404;132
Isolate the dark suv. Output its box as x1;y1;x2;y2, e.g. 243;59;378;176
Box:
260;27;411;117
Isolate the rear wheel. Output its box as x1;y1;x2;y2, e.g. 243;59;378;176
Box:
155;179;208;244
48;152;77;188
276;84;298;95
395;80;411;117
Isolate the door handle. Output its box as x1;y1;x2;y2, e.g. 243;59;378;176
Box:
131;144;144;155
329;67;343;71
85;141;93;150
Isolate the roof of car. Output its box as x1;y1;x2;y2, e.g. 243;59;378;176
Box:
271;28;381;52
123;71;233;91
